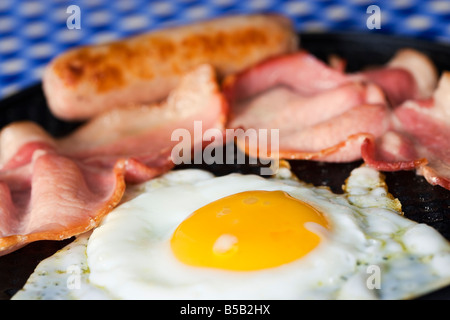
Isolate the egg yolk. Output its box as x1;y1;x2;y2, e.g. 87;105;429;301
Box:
170;190;329;271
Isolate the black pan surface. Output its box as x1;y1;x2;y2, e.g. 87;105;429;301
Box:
1;32;450;300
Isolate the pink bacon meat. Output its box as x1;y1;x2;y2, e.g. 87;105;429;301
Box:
224;48;448;190
0;65;227;255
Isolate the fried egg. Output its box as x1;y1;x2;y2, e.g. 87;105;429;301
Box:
12;166;450;300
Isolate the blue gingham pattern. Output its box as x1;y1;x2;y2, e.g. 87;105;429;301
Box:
1;0;450;98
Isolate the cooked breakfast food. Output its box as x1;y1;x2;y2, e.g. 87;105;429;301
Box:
0;64;225;256
224;48;450;190
12;166;450;300
42;14;297;120
1;13;450;300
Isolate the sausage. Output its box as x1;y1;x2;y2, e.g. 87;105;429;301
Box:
42;14;298;121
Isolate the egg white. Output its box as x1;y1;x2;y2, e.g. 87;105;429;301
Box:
12;166;450;300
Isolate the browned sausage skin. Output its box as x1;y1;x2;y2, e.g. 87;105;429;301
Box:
43;14;298;120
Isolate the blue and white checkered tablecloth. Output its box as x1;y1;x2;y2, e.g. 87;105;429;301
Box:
1;0;450;98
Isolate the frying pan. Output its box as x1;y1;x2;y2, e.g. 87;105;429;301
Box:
0;32;449;300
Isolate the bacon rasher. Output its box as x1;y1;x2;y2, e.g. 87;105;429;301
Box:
0;65;227;255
